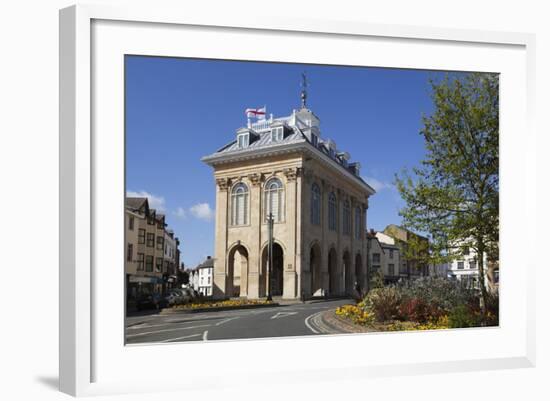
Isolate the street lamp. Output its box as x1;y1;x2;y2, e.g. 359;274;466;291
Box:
266;212;274;301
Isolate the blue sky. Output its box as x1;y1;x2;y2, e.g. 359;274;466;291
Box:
126;56;453;268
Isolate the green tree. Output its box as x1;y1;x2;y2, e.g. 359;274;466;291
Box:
395;73;499;315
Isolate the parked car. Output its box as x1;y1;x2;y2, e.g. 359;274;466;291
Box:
164;291;182;306
165;289;192;305
136;293;167;311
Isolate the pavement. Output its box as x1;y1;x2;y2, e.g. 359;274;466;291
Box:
125;299;353;344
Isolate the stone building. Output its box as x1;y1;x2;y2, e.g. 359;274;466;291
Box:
367;230;401;284
382;224;430;278
202;98;375;300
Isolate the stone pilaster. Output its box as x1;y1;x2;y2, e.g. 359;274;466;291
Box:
213;177;230;299
247;173;262;298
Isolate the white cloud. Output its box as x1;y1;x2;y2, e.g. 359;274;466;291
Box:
362;177;395;193
174;207;187;219
189;202;214;221
127;190;166;212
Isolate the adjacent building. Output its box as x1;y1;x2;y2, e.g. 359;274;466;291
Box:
202;97;376;300
445;246;491;290
125;197;181;305
382;224;430;278
367;230;401;284
197;256;214;297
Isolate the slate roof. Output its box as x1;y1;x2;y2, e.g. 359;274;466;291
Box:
125;197;148;212
197;257;214;269
213;125;307;156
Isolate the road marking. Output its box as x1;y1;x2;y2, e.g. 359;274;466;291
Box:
126;324;211;338
203;330;208;341
304;311;323;334
215;317;240;326
270;311;298;319
159;333;202;343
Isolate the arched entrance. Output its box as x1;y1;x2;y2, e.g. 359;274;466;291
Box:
227;245;249;297
328;248;338;295
355;253;363;293
342;250;352;295
261;242;284;297
309;242;322;296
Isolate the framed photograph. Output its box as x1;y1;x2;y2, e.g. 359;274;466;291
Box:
59;4;536;397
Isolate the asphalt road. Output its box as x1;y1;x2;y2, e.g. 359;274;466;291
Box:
125;299;351;344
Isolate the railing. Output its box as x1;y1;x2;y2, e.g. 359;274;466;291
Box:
250;119;272;132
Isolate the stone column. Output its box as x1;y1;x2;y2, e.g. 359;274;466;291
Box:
247;173;262;299
213;177;229;299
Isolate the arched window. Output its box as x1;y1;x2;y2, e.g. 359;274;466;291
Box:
343;199;351;235
264;178;284;222
354;206;362;239
328;192;337;231
311;183;321;225
231;183;249;226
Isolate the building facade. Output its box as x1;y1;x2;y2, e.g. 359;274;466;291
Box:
202;104;375;300
367;230;401;284
446;246;491;290
382;224;430;279
125;197;181;305
196;256;214;297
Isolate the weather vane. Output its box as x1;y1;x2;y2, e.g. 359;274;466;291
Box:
300;72;308;108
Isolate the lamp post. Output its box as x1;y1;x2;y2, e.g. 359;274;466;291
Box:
266;212;274;301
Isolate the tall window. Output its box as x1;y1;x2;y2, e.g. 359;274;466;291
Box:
310;183;321;225
138;229;145;244
388;264;395;276
128;216;134;230
264;178;284;222
145;255;154;272
155;257;163;273
354;207;362;239
328;192;337;231
343;199;351;235
137;253;144;271
372;253;381;264
146;233;155;247
127;243;133;262
156;236;164;250
231;183;249;226
389;249;394;259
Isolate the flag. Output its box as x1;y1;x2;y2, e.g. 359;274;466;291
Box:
245;106;266;119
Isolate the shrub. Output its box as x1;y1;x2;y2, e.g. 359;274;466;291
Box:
362;287;402;322
398;296;445;323
396;276;477;316
484;291;500;326
448;304;479;328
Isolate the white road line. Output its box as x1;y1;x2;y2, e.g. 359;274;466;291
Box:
270;311;298;319
126;324;212;338
215;317;240;326
159;333;202;343
203;330;208;341
304;311;323;334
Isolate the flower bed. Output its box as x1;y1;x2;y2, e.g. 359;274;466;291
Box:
335;277;498;332
171;299;273;310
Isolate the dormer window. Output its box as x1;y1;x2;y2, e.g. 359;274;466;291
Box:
237;133;249;148
329;148;335;159
311;134;318;147
271;127;284;142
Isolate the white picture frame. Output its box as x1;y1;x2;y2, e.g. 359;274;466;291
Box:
59;4;536;397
